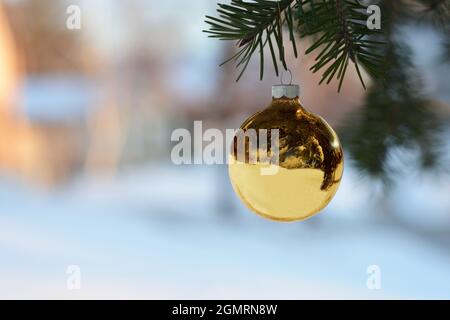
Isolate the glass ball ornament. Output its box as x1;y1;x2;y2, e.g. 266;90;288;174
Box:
228;84;344;222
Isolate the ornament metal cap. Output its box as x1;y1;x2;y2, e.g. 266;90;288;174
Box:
272;84;300;99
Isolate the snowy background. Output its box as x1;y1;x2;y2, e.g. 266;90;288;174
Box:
2;162;450;299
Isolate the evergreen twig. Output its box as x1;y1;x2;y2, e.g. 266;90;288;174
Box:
204;0;385;91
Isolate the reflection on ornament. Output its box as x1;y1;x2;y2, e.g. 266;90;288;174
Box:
228;84;344;222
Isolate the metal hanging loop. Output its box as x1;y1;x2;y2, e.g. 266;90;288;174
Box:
280;69;293;85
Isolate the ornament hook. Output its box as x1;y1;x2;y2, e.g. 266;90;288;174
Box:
281;69;293;85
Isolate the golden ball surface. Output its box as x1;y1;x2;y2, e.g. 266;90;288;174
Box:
228;97;344;222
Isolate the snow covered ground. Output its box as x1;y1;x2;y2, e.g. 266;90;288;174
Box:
1;164;450;299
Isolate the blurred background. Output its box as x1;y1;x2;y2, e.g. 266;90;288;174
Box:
0;0;449;299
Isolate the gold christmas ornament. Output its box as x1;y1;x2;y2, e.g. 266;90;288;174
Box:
228;84;343;222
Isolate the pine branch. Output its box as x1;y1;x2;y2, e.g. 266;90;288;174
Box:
205;0;386;91
204;0;298;81
340;41;444;180
297;0;385;92
415;0;450;29
204;0;297;81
